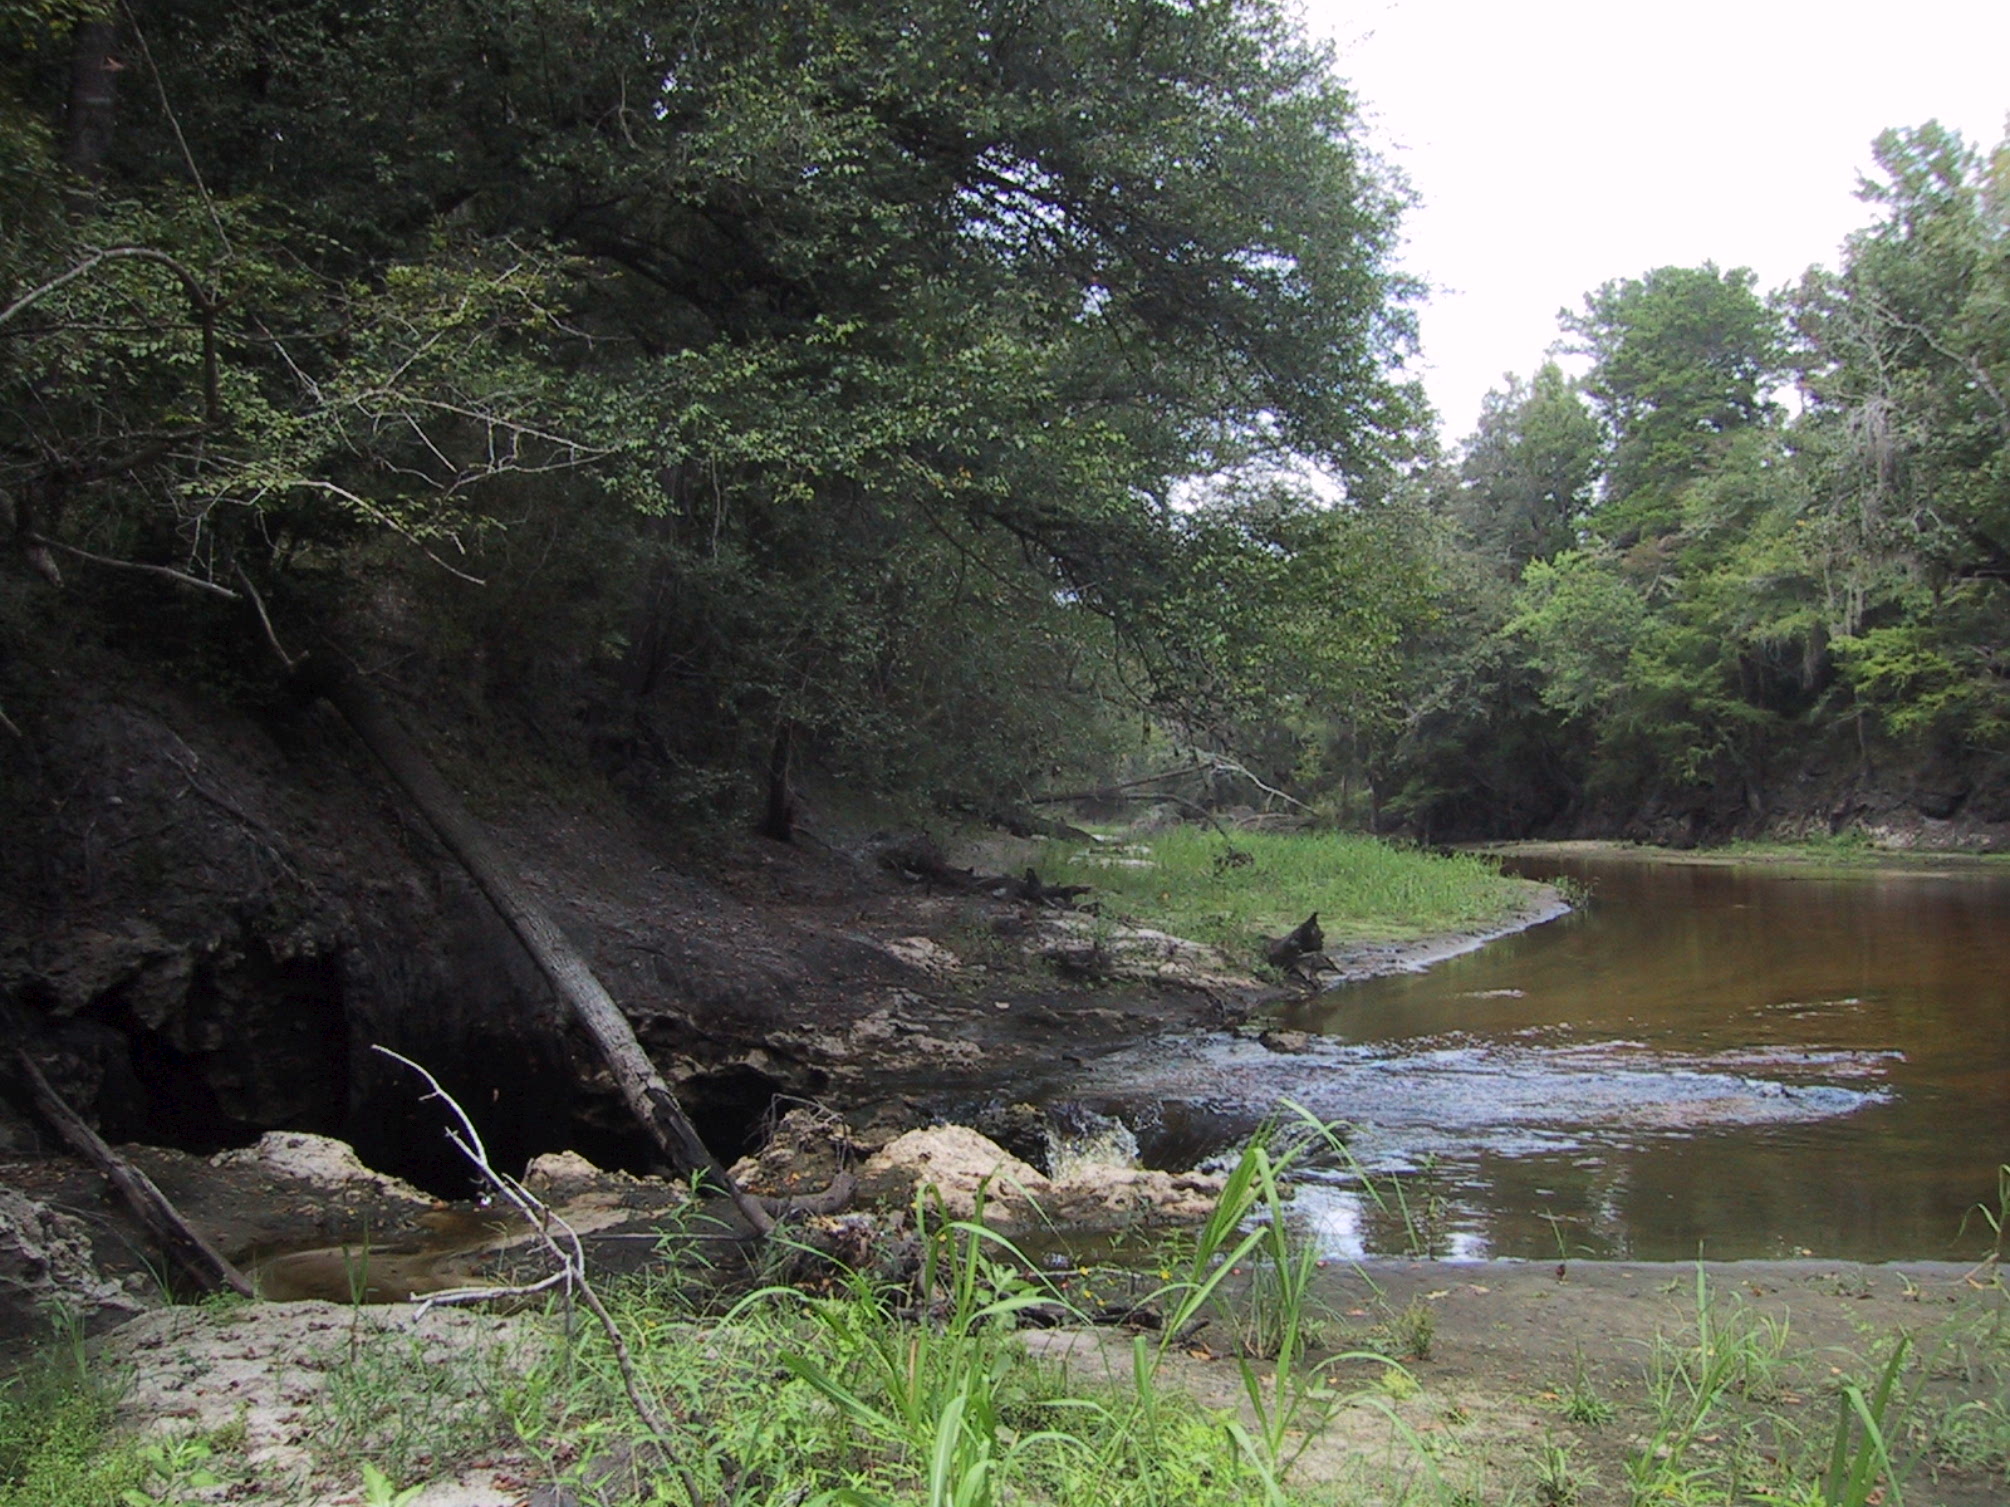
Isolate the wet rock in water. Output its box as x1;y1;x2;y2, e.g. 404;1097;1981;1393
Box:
856;1125;1224;1234
1043;1165;1224;1227
211;1131;430;1205
1256;1029;1318;1054
1033;914;1253;990
0;1187;145;1335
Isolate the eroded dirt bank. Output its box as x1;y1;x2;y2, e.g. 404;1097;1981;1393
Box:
0;648;1572;1205
0;665;1257;1192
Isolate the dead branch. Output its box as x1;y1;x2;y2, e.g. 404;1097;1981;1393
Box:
26;533;240;598
1031;786;1245;852
122;5;231;255
0;247;220;424
371;1046;698;1497
235;564;296;669
14;1047;255;1298
1025;763;1212;804
285;480;488;585
1203;754;1315;814
1034;756;1310;818
0;246;186;329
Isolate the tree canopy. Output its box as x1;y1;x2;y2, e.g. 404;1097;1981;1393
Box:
9;2;2004;843
1387;119;2010;840
3;0;1424;815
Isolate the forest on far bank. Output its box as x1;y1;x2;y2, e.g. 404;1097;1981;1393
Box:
4;0;2007;845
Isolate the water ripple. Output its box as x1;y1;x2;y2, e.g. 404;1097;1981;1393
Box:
1072;1031;1892;1160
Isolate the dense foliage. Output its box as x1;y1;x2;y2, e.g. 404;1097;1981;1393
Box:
7;3;2004;839
1380;122;2010;839
2;0;1420;816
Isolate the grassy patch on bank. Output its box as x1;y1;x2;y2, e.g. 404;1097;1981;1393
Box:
392;1121;1375;1506
1037;826;1534;952
27;1144;2010;1506
0;1354;140;1507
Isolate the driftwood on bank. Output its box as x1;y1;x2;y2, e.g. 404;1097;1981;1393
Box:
875;839;1091;908
14;1048;256;1298
291;654;782;1237
1265;911;1326;970
1027;785;1249;857
1006;866;1094;907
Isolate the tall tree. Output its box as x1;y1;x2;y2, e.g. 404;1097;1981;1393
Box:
1451;361;1601;573
1790;121;2010;749
1562;263;1781;549
1170;478;1443;822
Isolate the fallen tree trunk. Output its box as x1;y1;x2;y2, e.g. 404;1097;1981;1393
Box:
15;1049;256;1298
293;654;778;1237
875;841;1091;909
1007;867;1094;907
1025;786;1248;853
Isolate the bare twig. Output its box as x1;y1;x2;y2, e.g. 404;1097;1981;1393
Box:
1028;763;1211;804
26;532;240;598
235;564;296;670
1204;754;1316;814
369;1047;684;1445
286;481;489;585
122;5;231;254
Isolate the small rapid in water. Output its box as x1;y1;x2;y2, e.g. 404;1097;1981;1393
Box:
1060;851;2010;1262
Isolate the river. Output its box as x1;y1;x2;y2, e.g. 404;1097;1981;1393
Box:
1071;850;2010;1263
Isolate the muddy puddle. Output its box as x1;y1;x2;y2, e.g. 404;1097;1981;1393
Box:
247;1208;528;1303
1032;853;2010;1263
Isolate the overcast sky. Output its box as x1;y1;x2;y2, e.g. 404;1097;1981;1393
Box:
1300;0;2010;439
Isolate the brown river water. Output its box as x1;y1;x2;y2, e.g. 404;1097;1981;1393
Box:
1070;852;2010;1263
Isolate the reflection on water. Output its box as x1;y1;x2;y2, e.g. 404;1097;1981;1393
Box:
251;1208;523;1303
1087;854;2010;1261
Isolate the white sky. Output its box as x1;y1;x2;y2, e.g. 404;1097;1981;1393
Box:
1300;0;2010;438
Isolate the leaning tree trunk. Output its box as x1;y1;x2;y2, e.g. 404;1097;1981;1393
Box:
294;655;776;1237
15;1049;256;1298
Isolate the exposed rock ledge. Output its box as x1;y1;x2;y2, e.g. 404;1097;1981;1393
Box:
854;1125;1225;1233
730;1109;1226;1236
